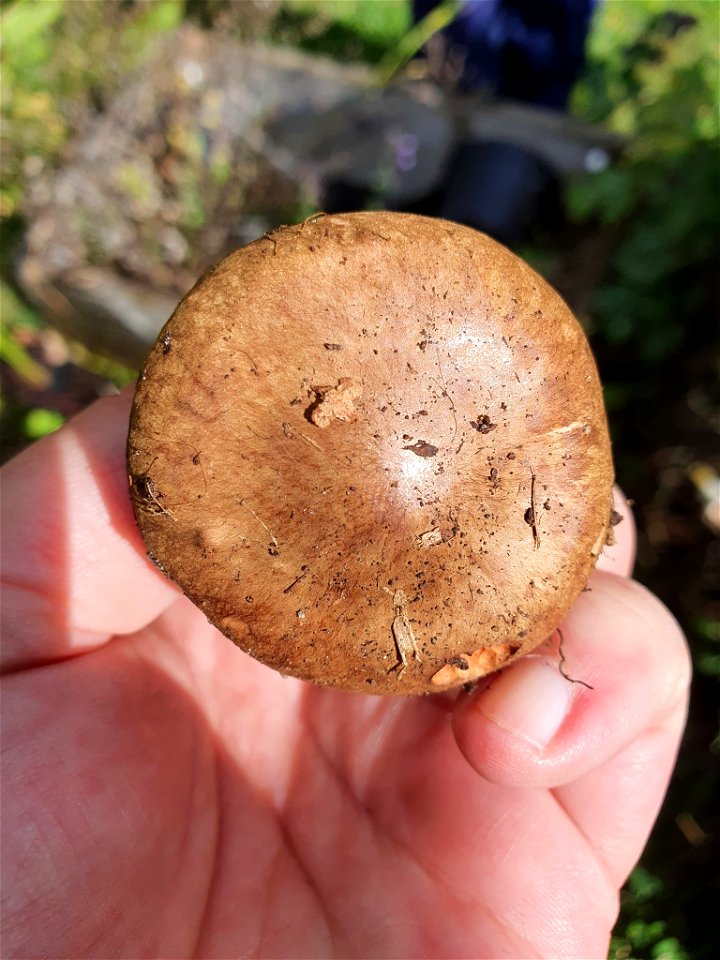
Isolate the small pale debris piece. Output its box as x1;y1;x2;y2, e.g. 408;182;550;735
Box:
419;518;457;546
546;421;591;437
430;643;519;687
418;527;444;547
590;523;608;558
310;378;362;428
391;589;422;676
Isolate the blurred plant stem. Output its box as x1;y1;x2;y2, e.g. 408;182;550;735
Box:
375;0;460;85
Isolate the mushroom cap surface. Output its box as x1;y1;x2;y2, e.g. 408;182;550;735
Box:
128;212;614;695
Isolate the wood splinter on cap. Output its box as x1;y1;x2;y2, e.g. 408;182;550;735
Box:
418;527;444;547
389;589;422;677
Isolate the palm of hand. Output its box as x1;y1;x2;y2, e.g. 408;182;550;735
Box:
2;396;689;960
8;598;613;959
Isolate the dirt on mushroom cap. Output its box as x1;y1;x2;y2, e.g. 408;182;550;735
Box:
127;212;614;696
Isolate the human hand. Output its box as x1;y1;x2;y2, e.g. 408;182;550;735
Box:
1;392;690;959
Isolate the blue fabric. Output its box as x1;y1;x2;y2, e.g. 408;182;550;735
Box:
414;0;600;108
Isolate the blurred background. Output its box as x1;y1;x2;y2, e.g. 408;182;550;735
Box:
1;1;717;956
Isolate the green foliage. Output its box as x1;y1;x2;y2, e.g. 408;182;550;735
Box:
652;938;691;960
0;279;46;383
282;0;410;44
376;0;460;85
274;0;460;79
693;616;720;677
23;407;64;439
0;0;65;58
567;1;719;363
1;279;40;330
628;865;665;901
0;0;182;218
611;868;692;960
273;0;410;63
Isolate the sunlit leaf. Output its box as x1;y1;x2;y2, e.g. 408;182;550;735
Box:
23;407;64;439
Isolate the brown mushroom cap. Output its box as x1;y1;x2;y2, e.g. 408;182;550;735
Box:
128;212;614;695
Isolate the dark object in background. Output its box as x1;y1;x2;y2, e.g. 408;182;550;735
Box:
321;124;565;245
409;0;595;240
327;0;600;242
414;0;599;109
437;140;561;244
273;87;455;208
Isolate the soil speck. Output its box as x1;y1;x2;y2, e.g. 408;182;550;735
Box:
404;440;438;458
471;414;496;434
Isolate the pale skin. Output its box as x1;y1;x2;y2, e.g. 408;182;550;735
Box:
1;391;691;959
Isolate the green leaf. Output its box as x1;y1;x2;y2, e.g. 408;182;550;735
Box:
376;0;460;85
651;936;690;960
0;331;48;387
0;0;65;58
128;0;182;36
627;866;664;902
627;918;667;950
693;617;720;643
564;169;635;225
23;408;64;439
696;652;720;677
282;0;409;43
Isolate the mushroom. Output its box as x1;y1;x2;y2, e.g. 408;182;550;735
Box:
127;212;614;695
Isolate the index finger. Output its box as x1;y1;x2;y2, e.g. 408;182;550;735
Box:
0;390;178;673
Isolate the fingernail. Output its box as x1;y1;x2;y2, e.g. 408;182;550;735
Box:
476;657;573;747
